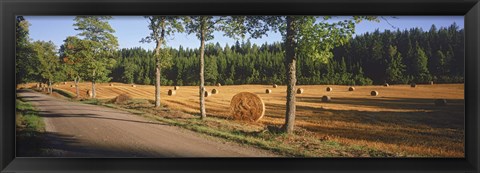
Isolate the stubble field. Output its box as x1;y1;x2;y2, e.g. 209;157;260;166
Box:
24;82;465;157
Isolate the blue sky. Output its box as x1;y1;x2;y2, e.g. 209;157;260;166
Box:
24;16;464;51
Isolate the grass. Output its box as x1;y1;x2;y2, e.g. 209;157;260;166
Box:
16;98;46;156
83;98;394;157
52;88;75;99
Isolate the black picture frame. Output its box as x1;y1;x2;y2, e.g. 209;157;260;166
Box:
1;0;479;172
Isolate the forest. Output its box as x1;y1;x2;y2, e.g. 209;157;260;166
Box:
111;23;464;86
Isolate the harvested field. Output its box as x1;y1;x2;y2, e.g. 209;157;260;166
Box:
23;82;465;157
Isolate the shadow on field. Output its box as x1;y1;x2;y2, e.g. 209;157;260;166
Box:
297;96;464;111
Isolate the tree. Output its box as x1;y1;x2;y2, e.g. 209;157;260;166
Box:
412;42;431;83
184;16;252;119
73;16;118;98
256;16;378;134
31;41;61;94
142;16;184;108
59;36;94;98
16;16;36;86
385;45;406;84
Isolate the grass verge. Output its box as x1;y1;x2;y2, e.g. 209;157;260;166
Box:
16;98;46;156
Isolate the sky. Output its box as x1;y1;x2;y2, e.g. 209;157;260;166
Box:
24;16;464;51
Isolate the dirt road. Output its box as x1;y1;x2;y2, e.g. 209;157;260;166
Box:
17;89;278;157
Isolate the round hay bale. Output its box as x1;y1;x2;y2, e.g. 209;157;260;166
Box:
321;95;331;102
204;91;211;97
371;90;379;96
434;99;447;106
111;94;132;104
86;90;93;98
383;83;389;87
410;83;416;88
63;82;67;85
109;83;114;87
348;87;355;91
273;84;278;88
230;92;265;122
70;85;74;88
168;89;176;96
430;81;434;85
326;87;333;92
212;89;219;94
131;84;136;87
296;88;304;94
265;89;272;94
217;83;222;87
174;86;179;90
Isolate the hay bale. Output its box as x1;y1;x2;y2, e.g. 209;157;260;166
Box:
174;86;179;90
230;92;265;122
371;91;379;96
383;83;389;87
321;95;331;102
273;84;278;88
204;91;211;97
410;83;416;88
70;85;74;88
86;90;93;98
348;87;355;91
217;83;222;87
434;99;447;106
296;88;304;94
63;82;67;85
111;94;132;104
265;89;272;94
168;89;176;96
109;83;114;86
212;89;219;94
131;84;136;87
326;87;333;92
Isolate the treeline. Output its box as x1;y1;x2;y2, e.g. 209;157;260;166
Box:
110;23;464;86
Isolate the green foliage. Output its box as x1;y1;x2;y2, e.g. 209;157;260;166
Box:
31;41;63;84
385;46;407;84
16;16;36;85
73;16;119;85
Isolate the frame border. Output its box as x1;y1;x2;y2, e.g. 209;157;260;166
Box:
1;0;479;172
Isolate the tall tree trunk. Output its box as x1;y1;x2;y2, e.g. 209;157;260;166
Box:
92;81;96;98
199;19;206;119
155;48;161;108
75;78;79;98
154;17;166;108
48;80;52;94
284;16;297;134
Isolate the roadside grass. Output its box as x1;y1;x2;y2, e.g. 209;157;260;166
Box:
16;98;46;156
82;98;395;157
52;88;75;99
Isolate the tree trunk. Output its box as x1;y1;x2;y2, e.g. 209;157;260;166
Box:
92;81;96;98
284;16;297;134
199;18;206;119
48;80;52;94
155;51;161;108
75;78;79;98
154;17;166;108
